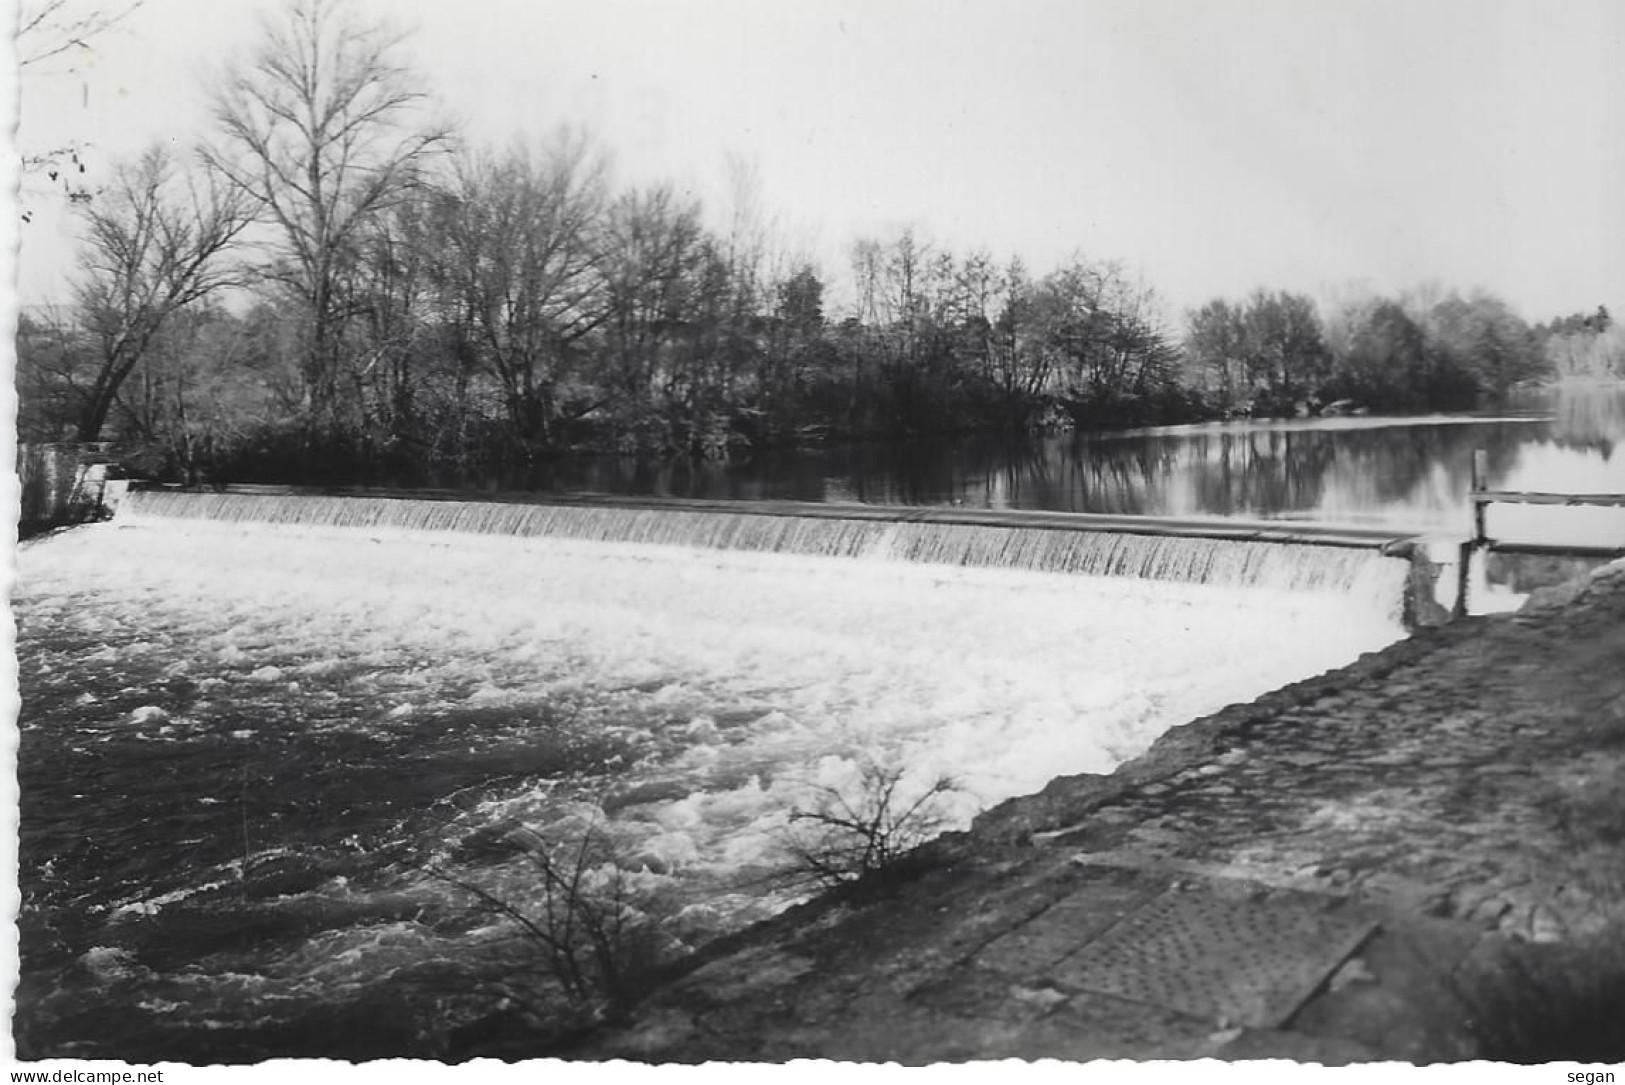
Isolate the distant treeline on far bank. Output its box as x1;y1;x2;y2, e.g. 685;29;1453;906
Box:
13;0;1624;486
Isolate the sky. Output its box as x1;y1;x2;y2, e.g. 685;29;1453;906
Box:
5;0;1625;324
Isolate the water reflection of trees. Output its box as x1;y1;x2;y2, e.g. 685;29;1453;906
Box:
818;440;989;506
1060;435;1185;515
1182;430;1336;517
1546;385;1625;458
792;421;1559;525
404;394;1625;527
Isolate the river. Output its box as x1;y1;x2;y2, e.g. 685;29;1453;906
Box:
13;384;1624;1060
417;383;1625;552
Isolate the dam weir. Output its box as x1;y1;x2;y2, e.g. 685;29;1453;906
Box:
15;486;1436;1058
117;485;1442;625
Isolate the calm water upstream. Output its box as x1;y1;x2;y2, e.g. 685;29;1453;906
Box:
470;383;1625;550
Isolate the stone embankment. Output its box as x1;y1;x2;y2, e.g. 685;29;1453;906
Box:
567;564;1625;1064
16;443;125;537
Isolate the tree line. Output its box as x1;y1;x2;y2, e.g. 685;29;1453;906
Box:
14;0;1608;486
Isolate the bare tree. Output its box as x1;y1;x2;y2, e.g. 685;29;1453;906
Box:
440;132;610;447
69;144;252;442
16;0;147;215
17;0;144;68
845;229;930;413
986;256;1059;423
117;301;289;483
14;303;91;440
313;185;454;455
1184;297;1248;409
423;810;676;1021
719;154;773;327
599;184;710;413
1031;257;1176;410
780;762;962;890
206;0;450;432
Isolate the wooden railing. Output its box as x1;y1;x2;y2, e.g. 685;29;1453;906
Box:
1457;449;1625;615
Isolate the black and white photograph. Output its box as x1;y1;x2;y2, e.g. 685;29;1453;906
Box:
6;0;1625;1074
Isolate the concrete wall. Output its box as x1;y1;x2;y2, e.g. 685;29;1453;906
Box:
17;443;122;535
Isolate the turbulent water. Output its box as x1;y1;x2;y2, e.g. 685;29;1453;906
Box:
13;507;1408;1059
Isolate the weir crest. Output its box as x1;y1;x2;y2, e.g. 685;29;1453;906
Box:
117;488;1429;622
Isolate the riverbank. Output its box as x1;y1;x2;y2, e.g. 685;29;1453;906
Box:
561;561;1625;1064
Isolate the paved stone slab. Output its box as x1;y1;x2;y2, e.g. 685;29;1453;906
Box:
972;865;1166;978
1051;885;1378;1028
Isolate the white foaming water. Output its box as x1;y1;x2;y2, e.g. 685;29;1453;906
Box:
18;507;1411;1042
25;512;1405;887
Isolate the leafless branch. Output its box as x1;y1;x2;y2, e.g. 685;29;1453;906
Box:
18;0;144;68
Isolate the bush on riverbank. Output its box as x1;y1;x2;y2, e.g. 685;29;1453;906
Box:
1466;734;1625;1062
778;763;964;892
425;812;682;1034
1455;918;1625;1063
